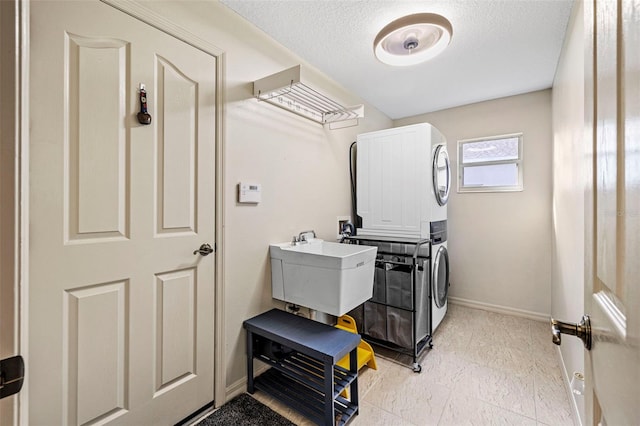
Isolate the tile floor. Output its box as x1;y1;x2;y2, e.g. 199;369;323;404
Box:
251;304;577;426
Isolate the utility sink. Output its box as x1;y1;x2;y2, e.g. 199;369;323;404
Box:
270;239;377;316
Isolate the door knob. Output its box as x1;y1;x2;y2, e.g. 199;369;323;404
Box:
551;315;591;350
193;243;214;256
0;356;24;399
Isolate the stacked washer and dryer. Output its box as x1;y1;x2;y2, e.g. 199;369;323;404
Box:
349;123;451;366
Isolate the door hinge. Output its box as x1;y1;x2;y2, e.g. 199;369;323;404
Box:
0;355;25;399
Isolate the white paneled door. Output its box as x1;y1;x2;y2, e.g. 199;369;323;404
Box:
28;1;217;424
584;0;639;424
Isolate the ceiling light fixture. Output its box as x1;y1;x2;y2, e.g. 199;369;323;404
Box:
374;13;453;66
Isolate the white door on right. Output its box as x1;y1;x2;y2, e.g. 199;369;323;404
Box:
584;0;639;424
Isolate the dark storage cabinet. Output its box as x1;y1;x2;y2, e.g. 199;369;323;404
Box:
244;309;361;426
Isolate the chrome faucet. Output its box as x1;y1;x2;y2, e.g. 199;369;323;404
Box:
298;230;316;243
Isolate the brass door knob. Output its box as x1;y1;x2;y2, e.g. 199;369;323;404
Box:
551;315;591;350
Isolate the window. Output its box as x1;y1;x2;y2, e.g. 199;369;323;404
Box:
458;133;523;192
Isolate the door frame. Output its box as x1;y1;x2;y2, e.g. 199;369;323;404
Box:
0;0;20;423
583;0;596;422
6;1;227;422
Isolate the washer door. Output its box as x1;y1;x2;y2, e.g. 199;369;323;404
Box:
433;145;451;206
432;245;449;308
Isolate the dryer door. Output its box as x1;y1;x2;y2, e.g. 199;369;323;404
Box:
432;245;450;308
433;145;451;206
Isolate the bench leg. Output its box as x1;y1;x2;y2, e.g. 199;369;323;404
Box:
246;331;255;393
349;347;359;413
324;362;334;425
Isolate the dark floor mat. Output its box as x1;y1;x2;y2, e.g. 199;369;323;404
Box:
197;393;296;426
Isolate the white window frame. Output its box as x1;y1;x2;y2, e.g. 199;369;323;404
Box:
457;133;524;193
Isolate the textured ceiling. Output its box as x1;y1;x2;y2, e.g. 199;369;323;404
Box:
220;0;573;120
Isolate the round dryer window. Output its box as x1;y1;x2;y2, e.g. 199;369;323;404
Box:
432;245;449;308
433;145;451;206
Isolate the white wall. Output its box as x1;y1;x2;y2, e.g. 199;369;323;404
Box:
551;1;585;423
395;91;553;316
139;1;393;396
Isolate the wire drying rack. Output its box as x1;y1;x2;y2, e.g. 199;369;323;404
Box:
253;65;364;125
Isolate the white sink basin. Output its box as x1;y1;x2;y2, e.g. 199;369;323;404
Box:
270;239;377;316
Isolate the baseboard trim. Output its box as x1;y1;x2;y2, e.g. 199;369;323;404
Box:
225;364;270;403
225;377;246;402
556;346;583;426
448;296;549;322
